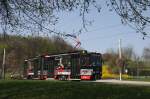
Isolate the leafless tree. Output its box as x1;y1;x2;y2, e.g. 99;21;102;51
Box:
122;46;136;60
0;0;101;36
143;47;150;62
0;0;150;37
107;0;150;38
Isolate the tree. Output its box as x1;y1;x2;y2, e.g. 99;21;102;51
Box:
0;0;101;35
103;48;118;67
107;0;150;38
122;46;137;60
0;0;150;36
0;35;74;73
104;46;139;74
143;47;150;62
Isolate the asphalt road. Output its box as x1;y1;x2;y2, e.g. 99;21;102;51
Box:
93;79;150;86
47;78;150;86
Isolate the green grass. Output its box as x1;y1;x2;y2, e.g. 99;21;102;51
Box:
0;80;150;99
124;76;150;82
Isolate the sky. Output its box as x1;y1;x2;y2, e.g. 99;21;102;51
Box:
0;1;150;56
53;1;150;56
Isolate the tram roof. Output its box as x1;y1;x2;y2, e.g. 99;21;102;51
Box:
25;50;101;61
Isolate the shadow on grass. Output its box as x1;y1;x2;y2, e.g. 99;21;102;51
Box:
0;80;150;99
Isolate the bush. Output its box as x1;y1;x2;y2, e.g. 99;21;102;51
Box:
102;65;129;79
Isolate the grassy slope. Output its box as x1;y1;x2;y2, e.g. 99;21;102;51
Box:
0;80;150;99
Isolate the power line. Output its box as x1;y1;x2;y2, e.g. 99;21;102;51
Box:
85;24;122;33
82;31;137;41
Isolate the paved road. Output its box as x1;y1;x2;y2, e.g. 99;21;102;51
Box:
47;78;150;86
93;79;150;86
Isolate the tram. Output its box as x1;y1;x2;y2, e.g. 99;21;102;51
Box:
23;50;102;80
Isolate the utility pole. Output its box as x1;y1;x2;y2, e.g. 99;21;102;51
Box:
2;29;6;80
119;39;122;81
2;48;6;79
136;57;139;78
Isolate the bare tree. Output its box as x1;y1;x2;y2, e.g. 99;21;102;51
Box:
143;47;150;62
107;0;150;38
0;0;150;37
104;46;138;74
0;0;101;36
122;46;135;60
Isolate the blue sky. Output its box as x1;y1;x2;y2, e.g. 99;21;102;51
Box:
0;1;149;56
54;1;150;56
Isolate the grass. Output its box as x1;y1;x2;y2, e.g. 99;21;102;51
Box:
124;76;150;82
0;80;150;99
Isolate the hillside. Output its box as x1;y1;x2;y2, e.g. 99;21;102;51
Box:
0;35;74;74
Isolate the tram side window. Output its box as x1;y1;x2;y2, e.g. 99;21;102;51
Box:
62;55;71;67
90;55;102;66
81;56;90;66
97;55;102;66
44;58;51;70
91;56;95;66
44;62;48;70
28;61;34;70
37;58;42;70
